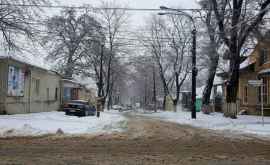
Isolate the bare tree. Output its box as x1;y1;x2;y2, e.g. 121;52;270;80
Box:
130;56;163;110
143;15;191;111
0;0;50;50
96;0;129;109
43;9;103;78
81;40;106;98
210;0;270;118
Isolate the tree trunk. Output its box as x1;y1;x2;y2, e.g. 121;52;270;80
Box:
107;80;114;110
202;55;219;114
162;95;166;110
173;99;177;112
153;65;157;112
64;54;73;78
225;50;241;119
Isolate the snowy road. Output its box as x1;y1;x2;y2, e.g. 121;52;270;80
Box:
0;112;269;165
0;110;270;138
134;110;270;138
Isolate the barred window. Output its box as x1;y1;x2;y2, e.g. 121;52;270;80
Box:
259;48;268;65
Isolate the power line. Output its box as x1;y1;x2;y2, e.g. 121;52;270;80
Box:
0;3;172;11
0;3;266;12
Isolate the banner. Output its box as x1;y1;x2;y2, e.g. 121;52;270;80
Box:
8;66;25;96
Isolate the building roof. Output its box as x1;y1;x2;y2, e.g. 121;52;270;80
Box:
258;68;270;75
240;56;256;69
0;54;60;76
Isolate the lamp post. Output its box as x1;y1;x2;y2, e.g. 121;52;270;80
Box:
159;6;197;119
97;43;105;97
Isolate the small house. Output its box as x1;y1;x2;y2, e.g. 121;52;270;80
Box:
238;35;270;115
0;56;62;114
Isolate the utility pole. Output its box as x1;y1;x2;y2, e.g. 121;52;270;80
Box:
97;44;104;97
153;64;157;112
97;43;105;117
191;29;197;119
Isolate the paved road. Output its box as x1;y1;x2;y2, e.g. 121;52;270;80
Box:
0;113;269;165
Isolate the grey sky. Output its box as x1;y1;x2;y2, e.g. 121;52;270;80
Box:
25;0;199;69
59;0;198;9
57;0;199;26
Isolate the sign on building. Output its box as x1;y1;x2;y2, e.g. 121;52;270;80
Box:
8;66;25;96
248;80;263;87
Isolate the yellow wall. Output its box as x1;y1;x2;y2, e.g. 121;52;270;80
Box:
238;39;270;115
1;58;61;114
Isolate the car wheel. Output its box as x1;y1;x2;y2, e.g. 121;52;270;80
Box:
85;111;89;116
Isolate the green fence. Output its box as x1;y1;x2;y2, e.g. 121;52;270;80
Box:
195;98;202;112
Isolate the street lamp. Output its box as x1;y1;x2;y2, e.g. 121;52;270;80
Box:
159;6;197;119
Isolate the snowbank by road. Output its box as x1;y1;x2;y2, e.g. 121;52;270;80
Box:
0;111;127;137
139;110;270;136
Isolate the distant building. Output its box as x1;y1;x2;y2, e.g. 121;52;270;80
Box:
0;56;62;114
61;79;96;104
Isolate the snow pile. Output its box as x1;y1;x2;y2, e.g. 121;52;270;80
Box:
0;111;127;137
196;86;205;98
139;110;270;136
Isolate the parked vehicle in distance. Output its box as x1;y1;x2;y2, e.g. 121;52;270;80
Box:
112;105;124;111
63;100;96;117
126;104;132;110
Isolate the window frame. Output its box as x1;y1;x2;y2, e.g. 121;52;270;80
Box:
259;48;268;65
243;85;248;104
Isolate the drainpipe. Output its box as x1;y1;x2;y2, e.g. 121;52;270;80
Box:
28;69;31;113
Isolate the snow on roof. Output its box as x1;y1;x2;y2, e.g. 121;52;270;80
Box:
73;75;97;90
0;51;51;71
213;76;224;85
62;78;81;84
240;56;256;69
180;90;191;93
258;68;270;74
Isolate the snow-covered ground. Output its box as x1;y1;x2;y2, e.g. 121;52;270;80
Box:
0;111;127;137
138;110;270;137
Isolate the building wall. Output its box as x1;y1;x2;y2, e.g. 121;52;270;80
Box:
238;71;259;114
1;58;61;114
0;60;6;113
238;40;270;115
78;88;93;102
254;40;270;72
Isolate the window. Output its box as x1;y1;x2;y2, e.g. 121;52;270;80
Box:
257;78;268;104
55;88;58;100
259;48;268;65
243;86;248;103
32;78;40;95
263;78;268;104
46;88;49;101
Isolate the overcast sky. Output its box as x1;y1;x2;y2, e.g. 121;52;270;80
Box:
57;0;199;26
58;0;198;9
20;0;199;69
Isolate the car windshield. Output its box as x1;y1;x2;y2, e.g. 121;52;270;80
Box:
70;100;88;104
67;103;84;109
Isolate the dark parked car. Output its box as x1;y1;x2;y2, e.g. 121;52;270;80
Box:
63;100;96;117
